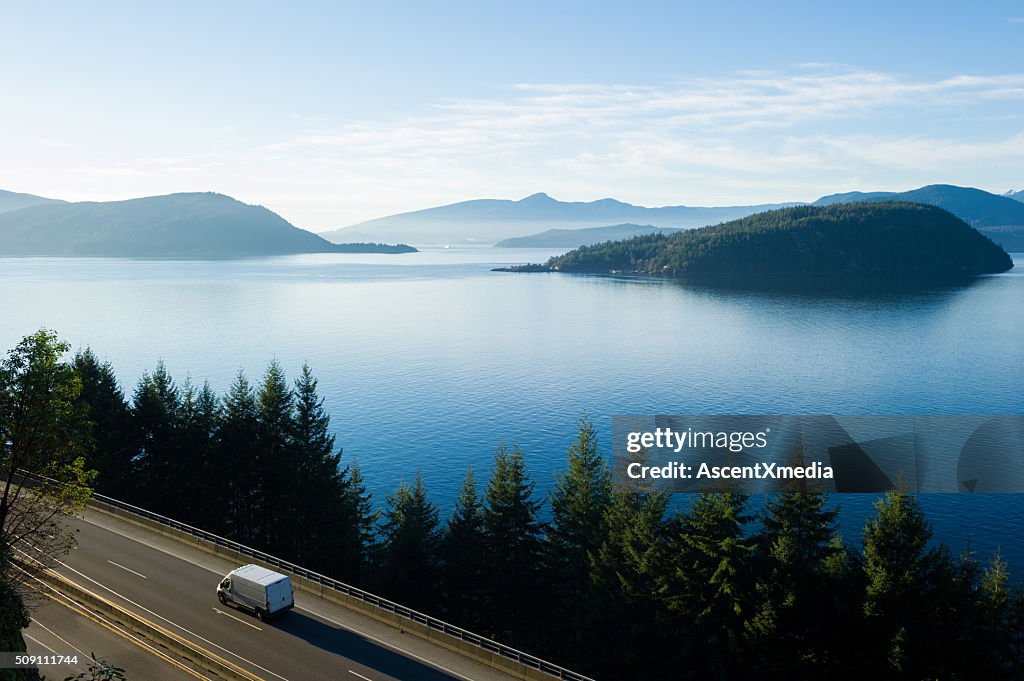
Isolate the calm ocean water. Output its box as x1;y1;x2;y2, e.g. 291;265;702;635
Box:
2;248;1022;570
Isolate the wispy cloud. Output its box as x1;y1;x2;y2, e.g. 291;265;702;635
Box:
1009;17;1024;24
258;67;1024;213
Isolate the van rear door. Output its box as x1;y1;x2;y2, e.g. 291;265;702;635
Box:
266;577;293;614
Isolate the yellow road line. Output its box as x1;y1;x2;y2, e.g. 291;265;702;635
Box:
34;568;266;681
26;579;210;681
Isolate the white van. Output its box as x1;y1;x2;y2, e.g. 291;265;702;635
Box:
216;564;294;621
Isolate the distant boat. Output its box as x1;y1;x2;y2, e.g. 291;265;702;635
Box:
443;245;451;249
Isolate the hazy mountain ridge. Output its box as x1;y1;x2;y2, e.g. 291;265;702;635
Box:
321;184;1024;247
320;193;795;245
494;223;684;248
0;188;63;214
0;192;415;257
545;202;1013;279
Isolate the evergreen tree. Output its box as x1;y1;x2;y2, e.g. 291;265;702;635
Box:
982;552;1024;678
747;486;852;680
548;415;613;660
377;471;441;611
482;443;545;648
291;364;360;574
939;547;1009;680
441;466;487;629
586;483;669;681
178;379;221;527
861;486;942;679
73;349;134;499
343;461;378;583
218;371;260;543
255;361;295;553
659;491;753;680
130;361;180;511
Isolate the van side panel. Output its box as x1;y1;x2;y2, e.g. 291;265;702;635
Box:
232;576;265;611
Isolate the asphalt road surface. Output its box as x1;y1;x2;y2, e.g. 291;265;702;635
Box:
22;581;202;681
26;508;521;681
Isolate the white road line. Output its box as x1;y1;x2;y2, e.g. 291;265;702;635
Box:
213;607;262;631
16;546;290;681
77;515;480;681
295;606;477;681
23;633;60;655
348;671;373;681
29;620;90;661
25;572;215;681
107;560;147;579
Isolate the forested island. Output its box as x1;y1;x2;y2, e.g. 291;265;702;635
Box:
4;330;1024;680
542;202;1013;281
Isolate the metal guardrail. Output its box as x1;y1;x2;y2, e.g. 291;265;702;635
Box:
19;470;594;681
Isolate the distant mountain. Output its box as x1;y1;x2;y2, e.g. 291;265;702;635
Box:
0;192;415;257
1004;189;1024;203
0;189;63;214
544;203;1012;280
815;184;1024;253
494;223;684;248
320;193;794;245
977;226;1024;252
814;184;1024;227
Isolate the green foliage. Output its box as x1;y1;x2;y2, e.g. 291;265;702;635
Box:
0;331;95;681
291;364;362;575
0;574;30;678
586;483;669;680
548;415;613;664
747;484;852;680
343;461;378;581
547;202;1012;279
73;349;134;500
255;361;295;550
549;415;613;570
177;379;221;526
441;467;487;629
863;486;934;620
858;486;995;679
62;653;126;681
659;491;754;679
377;472;441;611
130;361;181;511
0;329;95;567
217;371;260;543
482;443;546;648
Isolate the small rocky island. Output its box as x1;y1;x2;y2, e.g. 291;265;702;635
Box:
499;202;1013;282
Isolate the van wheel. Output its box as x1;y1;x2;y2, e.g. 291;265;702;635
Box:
255;608;266;621
217;592;226;605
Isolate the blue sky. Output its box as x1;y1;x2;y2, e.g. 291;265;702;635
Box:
3;1;1023;229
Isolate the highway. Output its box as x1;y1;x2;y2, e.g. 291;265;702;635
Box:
23;581;202;680
31;508;521;681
